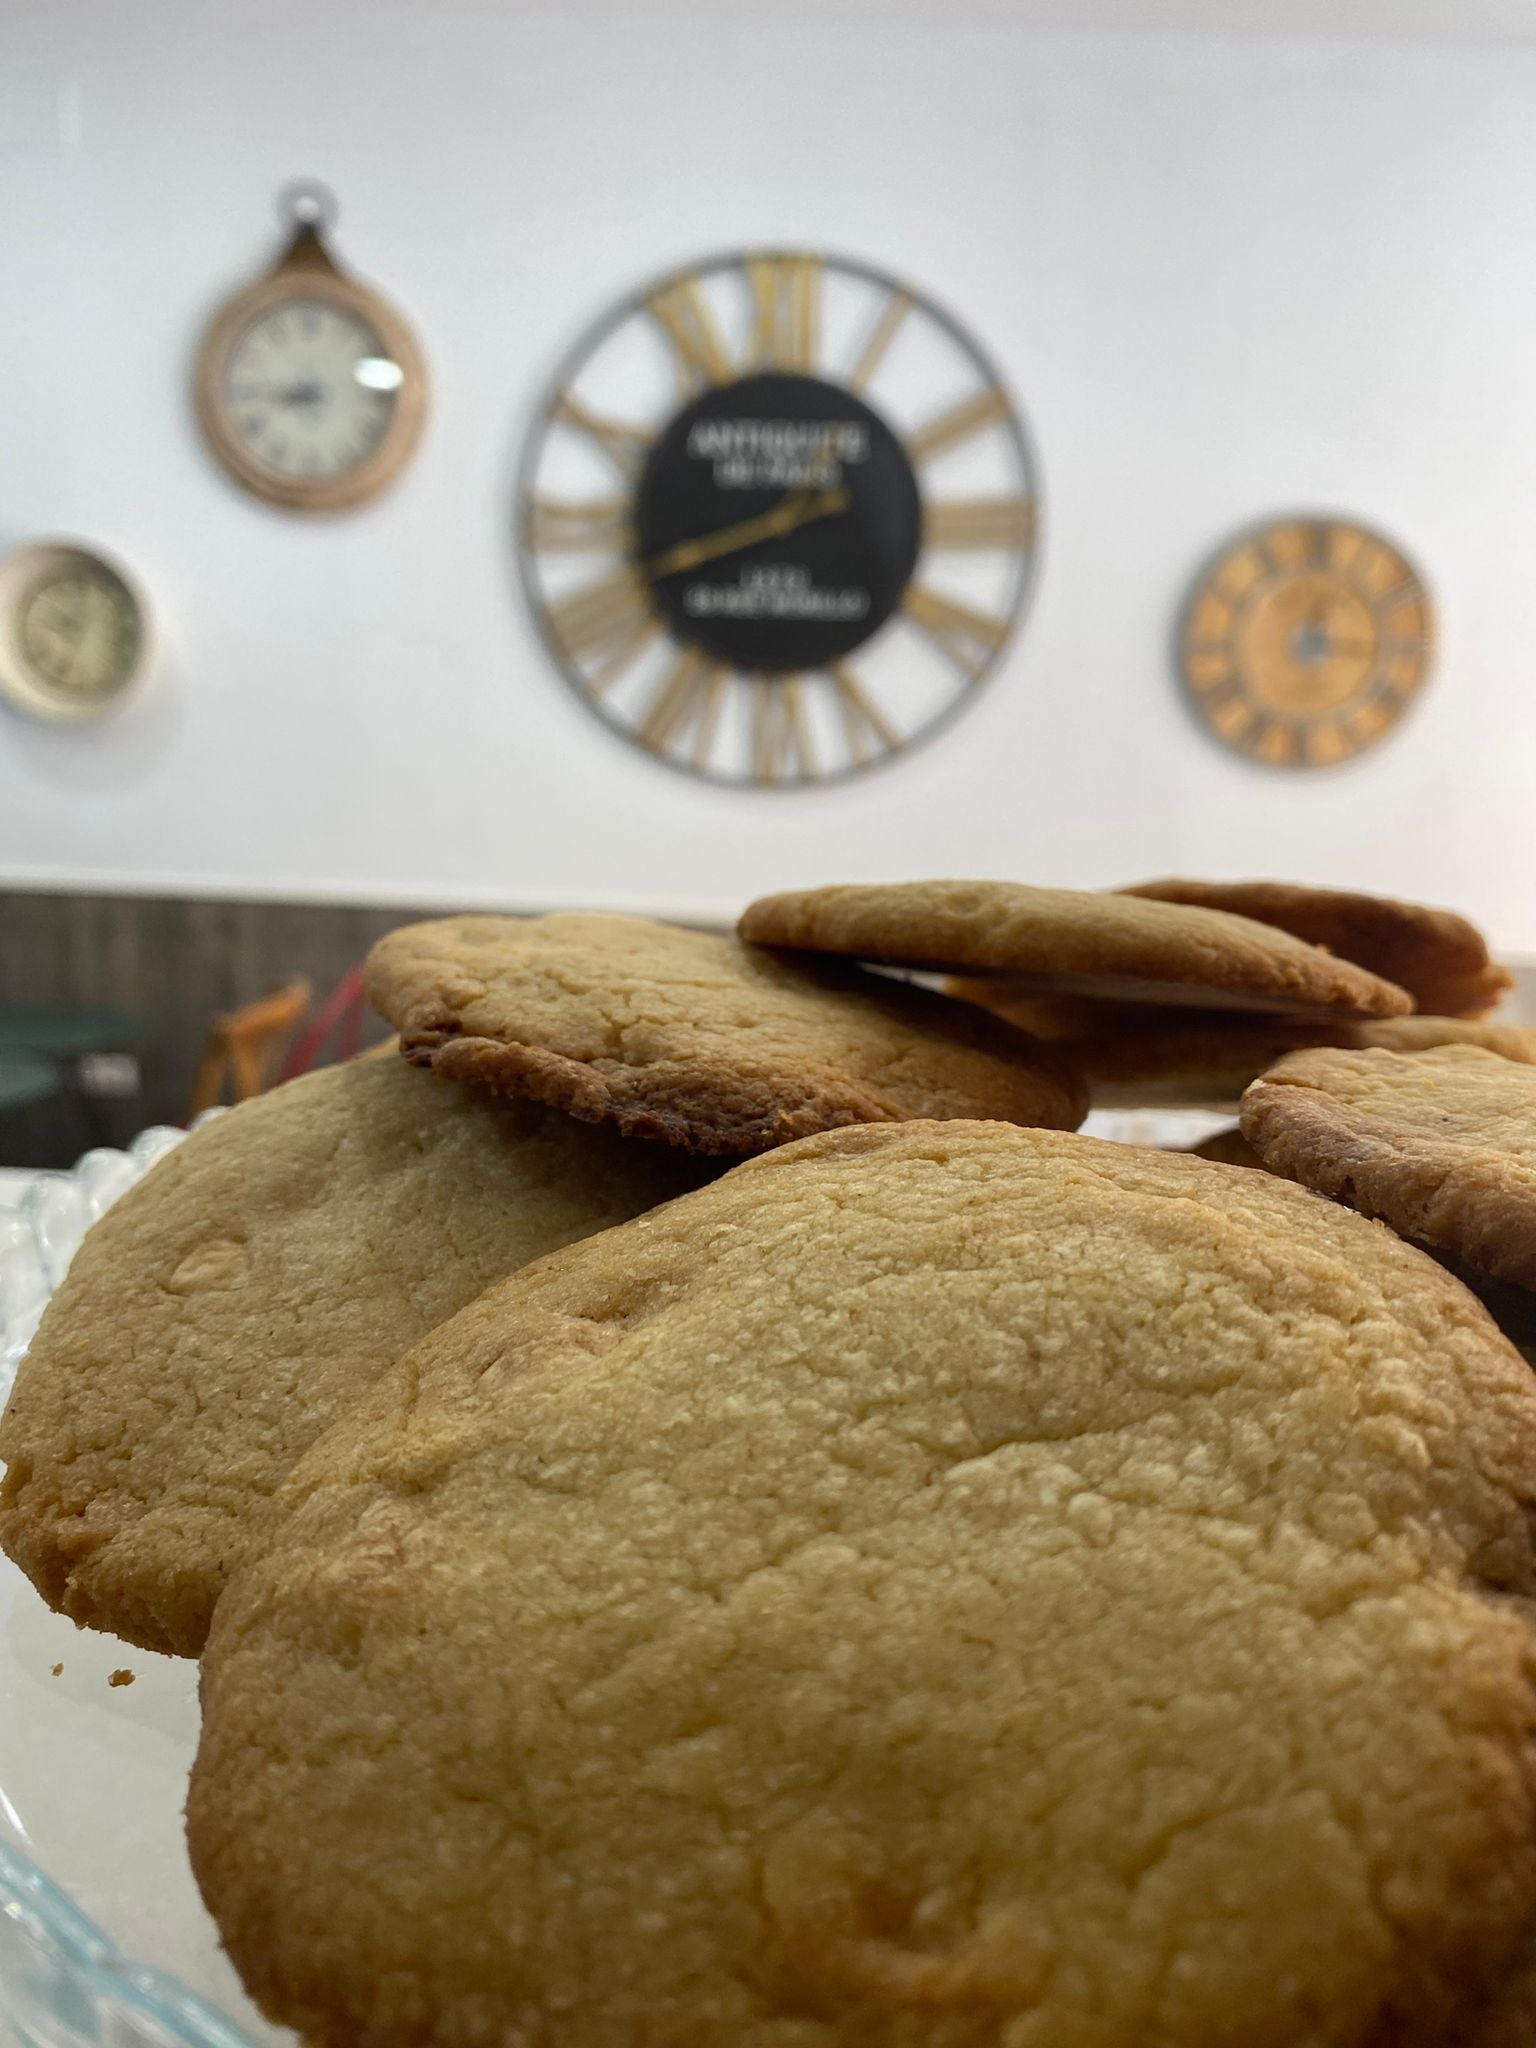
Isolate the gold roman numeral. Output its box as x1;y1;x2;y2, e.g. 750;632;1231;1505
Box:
751;675;816;785
923;496;1036;550
636;648;727;767
902;586;1009;673
748;255;821;372
648;276;734;393
524;495;633;552
826;664;901;767
546;565;657;691
847;291;912;393
552;394;654;478
906;387;1010;463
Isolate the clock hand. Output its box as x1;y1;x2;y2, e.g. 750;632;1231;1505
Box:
644;487;850;580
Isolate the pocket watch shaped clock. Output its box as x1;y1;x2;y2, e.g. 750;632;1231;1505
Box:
196;183;427;514
1181;515;1433;769
517;251;1041;788
0;540;149;724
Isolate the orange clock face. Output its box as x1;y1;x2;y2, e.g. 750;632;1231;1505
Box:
1181;518;1433;768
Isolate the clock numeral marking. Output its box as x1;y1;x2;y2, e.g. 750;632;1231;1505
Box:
648;276;734;393
847;291;912;394
547;564;655;676
752;675;816;785
552;395;655;478
525;495;634;552
902;585;1009;674
906;386;1010;464
636;647;727;763
747;255;822;373
923;496;1036;551
1304;722;1349;768
826;664;901;767
1250;718;1298;766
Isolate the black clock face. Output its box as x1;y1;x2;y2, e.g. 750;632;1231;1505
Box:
518;250;1040;789
634;372;922;674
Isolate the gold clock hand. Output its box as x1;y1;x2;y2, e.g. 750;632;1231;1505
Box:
644;488;849;580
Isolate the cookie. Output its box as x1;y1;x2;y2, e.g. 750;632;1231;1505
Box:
190;1121;1536;2048
1122;878;1511;1019
739;879;1411;1019
364;912;1085;1153
943;996;1536;1109
1241;1043;1536;1289
1185;1125;1265;1169
0;1055;704;1657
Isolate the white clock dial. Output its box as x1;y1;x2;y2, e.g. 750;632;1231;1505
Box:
20;572;141;701
220;298;402;481
0;541;150;724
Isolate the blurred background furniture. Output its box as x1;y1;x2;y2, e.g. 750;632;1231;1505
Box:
0;889;403;1166
188;978;311;1118
280;964;368;1082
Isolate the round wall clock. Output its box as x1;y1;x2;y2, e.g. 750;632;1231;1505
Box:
195;183;427;513
517;250;1040;787
1181;515;1433;769
0;540;149;724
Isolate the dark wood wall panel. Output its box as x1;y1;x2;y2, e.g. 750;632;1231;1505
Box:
0;889;443;1166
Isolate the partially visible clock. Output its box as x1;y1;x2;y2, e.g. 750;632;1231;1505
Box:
0;541;149;724
1181;516;1433;768
517;251;1040;787
196;183;427;513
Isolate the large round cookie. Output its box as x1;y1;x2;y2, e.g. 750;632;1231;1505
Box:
1242;1042;1536;1289
190;1123;1536;2048
0;1055;705;1657
739;880;1411;1019
941;998;1536;1109
364;912;1085;1152
1122;878;1511;1019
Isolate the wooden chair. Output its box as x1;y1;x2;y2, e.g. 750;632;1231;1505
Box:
188;978;311;1119
279;964;368;1082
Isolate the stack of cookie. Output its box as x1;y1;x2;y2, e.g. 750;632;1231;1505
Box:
3;883;1536;2048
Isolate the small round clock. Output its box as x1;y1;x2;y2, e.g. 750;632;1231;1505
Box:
1181;515;1433;768
0;541;149;724
196;183;427;514
517;250;1041;788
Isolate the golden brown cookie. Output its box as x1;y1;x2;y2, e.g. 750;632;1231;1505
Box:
0;1055;705;1657
943;995;1536;1109
191;1122;1536;2048
1242;1044;1536;1288
364;912;1085;1153
739;879;1411;1019
1121;878;1512;1019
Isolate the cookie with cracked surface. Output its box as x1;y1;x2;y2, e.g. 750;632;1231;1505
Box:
363;912;1085;1153
739;879;1411;1020
191;1120;1536;2048
941;996;1536;1109
1242;1043;1536;1289
1121;878;1512;1019
0;1055;706;1657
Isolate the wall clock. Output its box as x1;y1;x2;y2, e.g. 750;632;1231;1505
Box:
517;250;1040;787
1181;515;1433;768
195;183;427;514
0;540;149;724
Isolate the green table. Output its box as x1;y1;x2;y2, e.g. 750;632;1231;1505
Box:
0;1004;142;1056
0;1050;62;1112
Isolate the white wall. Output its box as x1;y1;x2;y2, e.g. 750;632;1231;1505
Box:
2;2;1535;944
